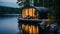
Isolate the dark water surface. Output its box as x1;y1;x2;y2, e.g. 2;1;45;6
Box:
0;15;19;34
0;15;60;34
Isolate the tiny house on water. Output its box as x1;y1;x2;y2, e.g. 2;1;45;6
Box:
18;6;51;34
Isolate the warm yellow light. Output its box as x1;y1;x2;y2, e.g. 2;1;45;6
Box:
22;24;39;34
22;8;38;19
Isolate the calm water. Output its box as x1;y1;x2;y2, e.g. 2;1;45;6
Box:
0;15;19;34
0;15;60;34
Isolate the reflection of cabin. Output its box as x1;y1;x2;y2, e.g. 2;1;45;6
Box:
18;6;50;34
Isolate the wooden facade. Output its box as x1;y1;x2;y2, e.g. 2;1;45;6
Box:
22;7;38;19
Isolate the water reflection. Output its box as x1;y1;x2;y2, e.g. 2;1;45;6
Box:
18;24;39;34
0;15;60;34
18;19;59;34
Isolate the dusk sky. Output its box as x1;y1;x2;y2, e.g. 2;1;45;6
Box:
0;0;17;2
0;0;18;8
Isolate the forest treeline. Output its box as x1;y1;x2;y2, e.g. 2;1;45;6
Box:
0;6;18;15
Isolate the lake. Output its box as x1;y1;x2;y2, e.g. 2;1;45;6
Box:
0;15;60;34
0;15;19;34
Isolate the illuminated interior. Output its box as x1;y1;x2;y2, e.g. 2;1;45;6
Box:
22;8;38;19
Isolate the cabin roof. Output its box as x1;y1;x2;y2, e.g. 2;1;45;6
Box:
22;6;50;13
35;7;50;12
33;7;50;15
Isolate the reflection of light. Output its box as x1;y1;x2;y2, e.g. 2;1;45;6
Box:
22;24;39;34
29;25;33;34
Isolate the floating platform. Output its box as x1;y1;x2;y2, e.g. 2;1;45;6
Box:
18;18;49;24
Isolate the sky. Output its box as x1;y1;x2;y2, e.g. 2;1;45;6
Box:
0;0;17;2
0;0;19;8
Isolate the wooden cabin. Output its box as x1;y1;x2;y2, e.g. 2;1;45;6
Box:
18;6;50;34
22;7;38;19
21;7;49;19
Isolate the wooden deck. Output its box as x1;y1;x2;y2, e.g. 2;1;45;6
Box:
18;18;49;24
18;18;49;21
